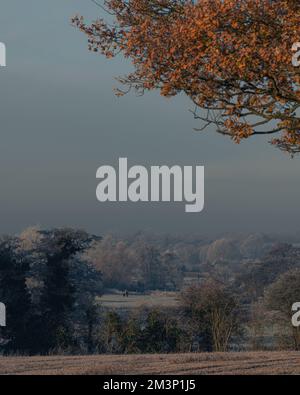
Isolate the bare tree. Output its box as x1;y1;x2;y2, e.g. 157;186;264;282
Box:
181;280;241;352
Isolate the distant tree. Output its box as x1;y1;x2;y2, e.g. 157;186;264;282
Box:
235;244;300;301
74;0;300;154
103;311;124;353
248;299;272;351
86;236;136;289
121;312;142;354
264;269;300;350
87;235;185;291
137;244;164;290
160;251;183;290
181;281;241;352
139;309;182;353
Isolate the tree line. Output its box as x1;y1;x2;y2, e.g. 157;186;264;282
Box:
0;227;300;354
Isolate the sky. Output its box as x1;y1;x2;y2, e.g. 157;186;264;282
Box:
0;0;299;236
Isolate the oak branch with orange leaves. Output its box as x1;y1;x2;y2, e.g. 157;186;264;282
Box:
73;0;300;154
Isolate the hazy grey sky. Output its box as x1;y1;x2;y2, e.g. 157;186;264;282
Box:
0;0;299;236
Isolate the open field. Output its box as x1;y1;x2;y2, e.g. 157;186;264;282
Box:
1;352;300;375
99;291;179;310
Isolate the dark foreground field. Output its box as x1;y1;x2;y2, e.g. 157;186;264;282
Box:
1;352;300;375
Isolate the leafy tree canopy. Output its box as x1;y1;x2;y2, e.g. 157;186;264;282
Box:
73;0;300;154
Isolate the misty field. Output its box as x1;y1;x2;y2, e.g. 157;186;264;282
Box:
1;352;300;375
100;291;179;310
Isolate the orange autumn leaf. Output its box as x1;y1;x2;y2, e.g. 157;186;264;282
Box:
72;0;300;155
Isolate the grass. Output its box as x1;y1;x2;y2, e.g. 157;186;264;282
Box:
1;352;300;375
99;291;179;310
